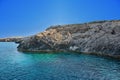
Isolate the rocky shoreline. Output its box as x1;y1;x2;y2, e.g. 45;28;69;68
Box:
6;20;120;58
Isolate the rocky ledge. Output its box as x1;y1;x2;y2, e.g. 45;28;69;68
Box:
17;20;120;58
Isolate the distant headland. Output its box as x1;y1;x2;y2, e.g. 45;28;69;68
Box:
0;37;23;43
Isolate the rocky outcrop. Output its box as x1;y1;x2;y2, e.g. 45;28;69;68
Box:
17;20;120;58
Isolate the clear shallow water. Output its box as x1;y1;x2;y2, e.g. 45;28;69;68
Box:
0;42;120;80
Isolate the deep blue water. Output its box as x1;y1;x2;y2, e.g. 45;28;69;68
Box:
0;42;120;80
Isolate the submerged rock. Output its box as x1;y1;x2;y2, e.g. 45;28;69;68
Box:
17;20;120;58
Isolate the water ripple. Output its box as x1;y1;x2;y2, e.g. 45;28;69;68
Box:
0;42;120;80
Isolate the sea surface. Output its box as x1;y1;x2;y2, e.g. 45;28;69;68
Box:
0;42;120;80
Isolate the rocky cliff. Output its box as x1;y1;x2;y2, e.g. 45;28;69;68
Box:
17;20;120;58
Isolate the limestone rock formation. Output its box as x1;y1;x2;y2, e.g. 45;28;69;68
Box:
17;20;120;58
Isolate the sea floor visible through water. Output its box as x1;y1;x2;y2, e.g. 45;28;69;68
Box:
0;42;120;80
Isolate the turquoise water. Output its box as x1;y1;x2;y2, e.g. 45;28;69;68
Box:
0;42;120;80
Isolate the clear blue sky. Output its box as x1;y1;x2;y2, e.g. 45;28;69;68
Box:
0;0;120;37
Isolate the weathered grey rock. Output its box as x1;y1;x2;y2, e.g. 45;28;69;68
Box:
17;20;120;58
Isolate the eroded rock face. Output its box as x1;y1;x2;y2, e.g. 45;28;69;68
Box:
17;20;120;57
